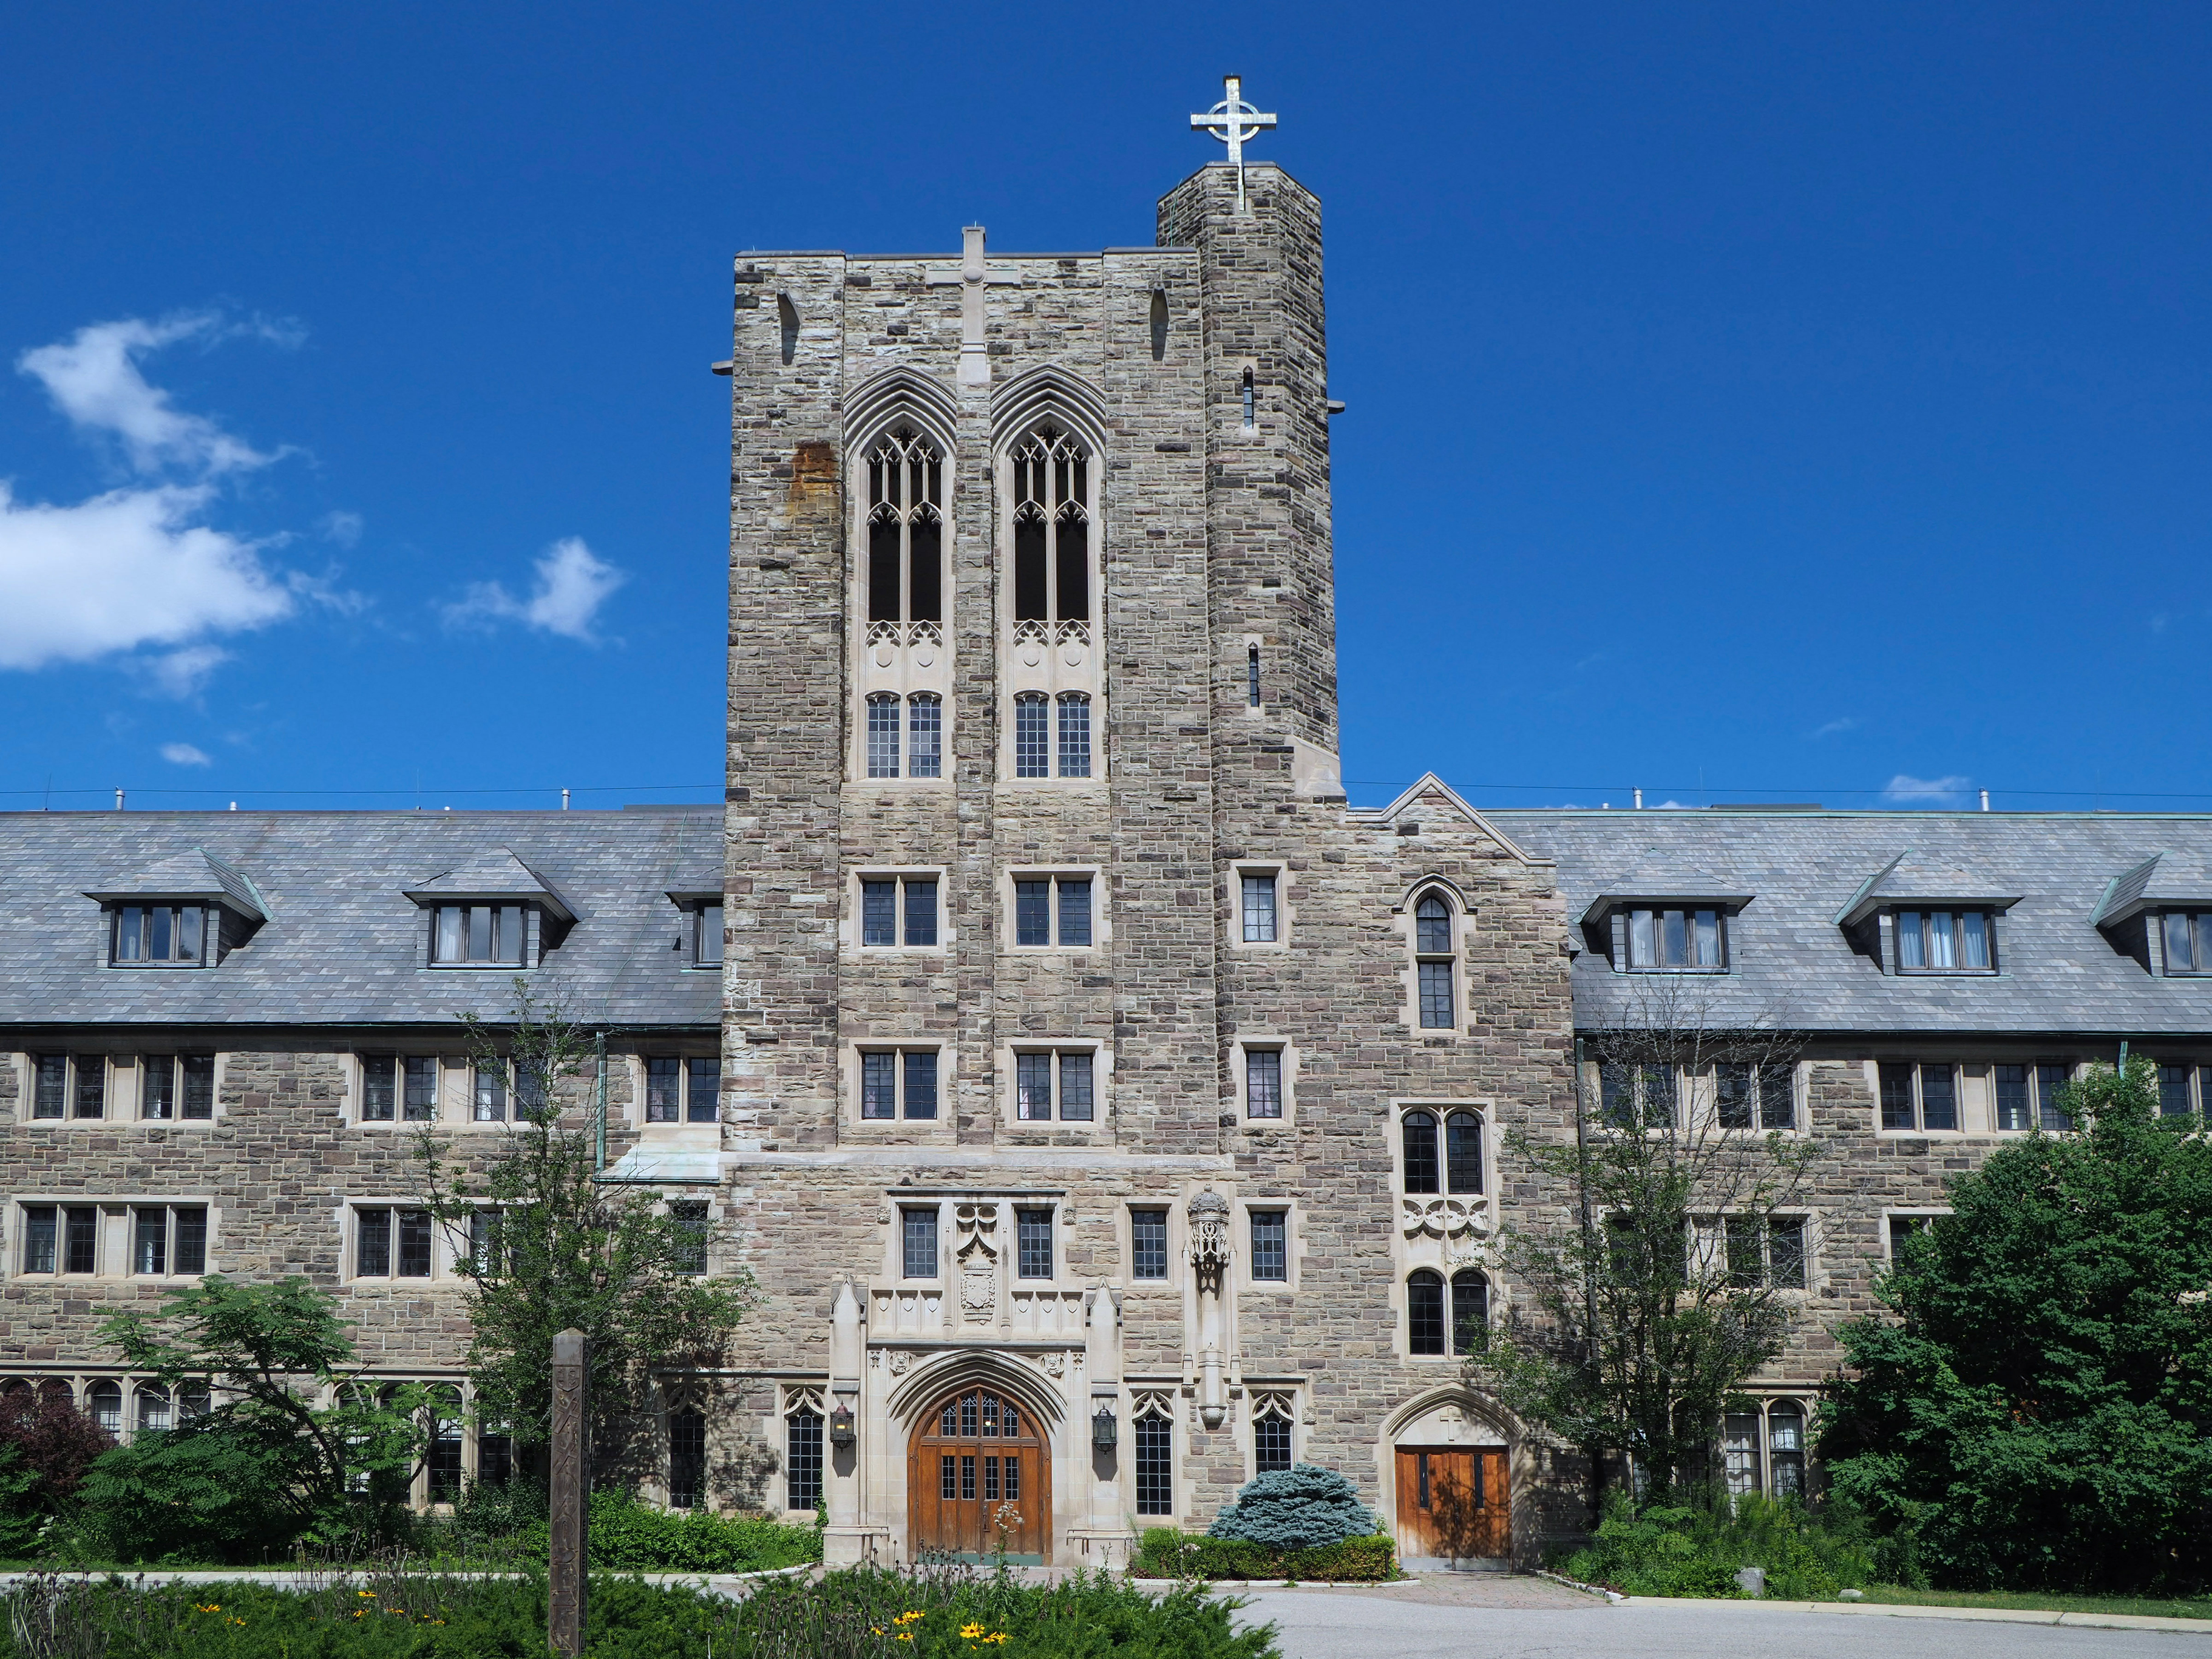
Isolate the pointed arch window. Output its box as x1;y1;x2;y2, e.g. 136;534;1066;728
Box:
1414;893;1458;1030
867;427;943;626
1011;425;1090;625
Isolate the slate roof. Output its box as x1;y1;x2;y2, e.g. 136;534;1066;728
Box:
1493;809;2212;1037
0;810;723;1030
85;848;268;920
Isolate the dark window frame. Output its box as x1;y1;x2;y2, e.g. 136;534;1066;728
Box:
1623;906;1728;973
1892;908;1997;975
1013;1046;1098;1123
1249;1210;1289;1283
1414;893;1457;1030
1009;872;1094;949
109;903;209;968
427;903;532;968
857;1047;941;1121
1130;1207;1169;1281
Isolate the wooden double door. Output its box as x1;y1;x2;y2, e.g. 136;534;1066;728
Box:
908;1386;1051;1562
1396;1446;1509;1561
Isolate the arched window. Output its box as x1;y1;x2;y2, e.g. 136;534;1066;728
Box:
1450;1269;1488;1355
1252;1391;1294;1473
1446;1111;1484;1194
669;1404;707;1510
1414;894;1457;1030
1014;692;1051;778
1408;1270;1446;1355
135;1384;171;1435
1011;425;1089;624
1768;1402;1805;1497
784;1397;823;1511
1133;1392;1175;1516
867;428;941;625
1056;693;1091;779
86;1380;121;1436
866;693;900;779
427;1385;464;1501
1402;1110;1440;1193
777;294;798;365
906;694;942;779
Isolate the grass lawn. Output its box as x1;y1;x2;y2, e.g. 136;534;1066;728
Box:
1847;1585;2212;1620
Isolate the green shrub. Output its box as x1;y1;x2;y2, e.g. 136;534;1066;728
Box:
1138;1525;1395;1581
1552;1492;1878;1599
1204;1464;1379;1550
0;1560;1278;1658
578;1488;823;1572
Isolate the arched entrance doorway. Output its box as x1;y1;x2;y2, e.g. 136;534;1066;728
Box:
1386;1391;1514;1565
909;1383;1051;1562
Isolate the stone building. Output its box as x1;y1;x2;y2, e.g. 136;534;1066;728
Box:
4;109;2210;1572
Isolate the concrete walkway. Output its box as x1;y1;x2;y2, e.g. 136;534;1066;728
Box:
1237;1586;2212;1659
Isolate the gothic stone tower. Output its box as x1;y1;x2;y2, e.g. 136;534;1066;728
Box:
716;154;1579;1566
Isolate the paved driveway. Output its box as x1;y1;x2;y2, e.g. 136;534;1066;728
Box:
1235;1590;2210;1659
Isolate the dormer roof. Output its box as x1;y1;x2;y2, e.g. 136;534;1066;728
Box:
1578;848;1755;926
2091;852;2212;929
1833;851;2021;929
83;847;267;921
402;848;575;923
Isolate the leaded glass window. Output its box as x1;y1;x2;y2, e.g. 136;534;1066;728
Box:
866;427;943;624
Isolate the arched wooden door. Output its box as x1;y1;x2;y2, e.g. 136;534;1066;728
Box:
908;1385;1051;1562
1396;1445;1509;1561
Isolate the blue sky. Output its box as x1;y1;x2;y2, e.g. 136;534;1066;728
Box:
1;2;2207;813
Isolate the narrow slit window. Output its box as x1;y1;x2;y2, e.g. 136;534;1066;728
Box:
1240;367;1255;429
777;294;798;365
1241;872;1278;942
1149;290;1168;361
1415;894;1457;1029
1247;643;1261;707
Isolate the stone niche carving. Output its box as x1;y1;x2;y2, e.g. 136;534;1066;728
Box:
956;1202;1001;1324
1187;1189;1232;1289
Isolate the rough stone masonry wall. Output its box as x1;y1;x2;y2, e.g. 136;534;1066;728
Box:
0;1036;663;1383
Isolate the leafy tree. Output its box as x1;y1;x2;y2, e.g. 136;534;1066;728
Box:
1206;1465;1380;1549
86;1276;432;1559
0;1383;111;1553
416;982;756;1479
1467;982;1814;1510
1820;1055;2212;1592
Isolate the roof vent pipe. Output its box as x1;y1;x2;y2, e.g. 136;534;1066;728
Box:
1633;787;1643;810
562;788;571;810
115;788;124;811
1980;790;1990;812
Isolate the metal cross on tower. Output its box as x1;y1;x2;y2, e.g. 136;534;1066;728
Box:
1190;74;1278;213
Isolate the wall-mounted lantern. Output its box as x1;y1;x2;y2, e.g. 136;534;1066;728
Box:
1091;1403;1119;1450
829;1402;857;1447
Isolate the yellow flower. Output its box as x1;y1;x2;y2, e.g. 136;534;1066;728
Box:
359;1590;376;1598
895;1610;924;1624
961;1623;986;1638
895;1635;914;1644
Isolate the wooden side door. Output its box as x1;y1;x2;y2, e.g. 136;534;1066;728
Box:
1396;1446;1509;1560
908;1386;1051;1562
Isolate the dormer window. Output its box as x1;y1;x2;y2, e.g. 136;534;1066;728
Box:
405;848;574;970
112;904;206;966
431;904;529;967
1624;908;1725;972
88;849;265;970
2163;912;2211;975
1895;909;1993;974
694;903;724;967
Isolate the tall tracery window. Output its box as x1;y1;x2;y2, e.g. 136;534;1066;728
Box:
867;427;943;628
1414;893;1458;1030
1011;425;1090;627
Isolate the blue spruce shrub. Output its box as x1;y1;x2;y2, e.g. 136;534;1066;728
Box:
1206;1462;1380;1549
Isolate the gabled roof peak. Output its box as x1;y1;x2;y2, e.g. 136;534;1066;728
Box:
1365;773;1541;866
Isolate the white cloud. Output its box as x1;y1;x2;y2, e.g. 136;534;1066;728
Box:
0;483;293;678
160;741;212;766
1884;773;1973;803
17;313;281;475
444;537;626;643
317;509;363;548
1810;716;1858;739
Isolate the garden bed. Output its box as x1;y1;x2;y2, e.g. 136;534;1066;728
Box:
0;1559;1279;1658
